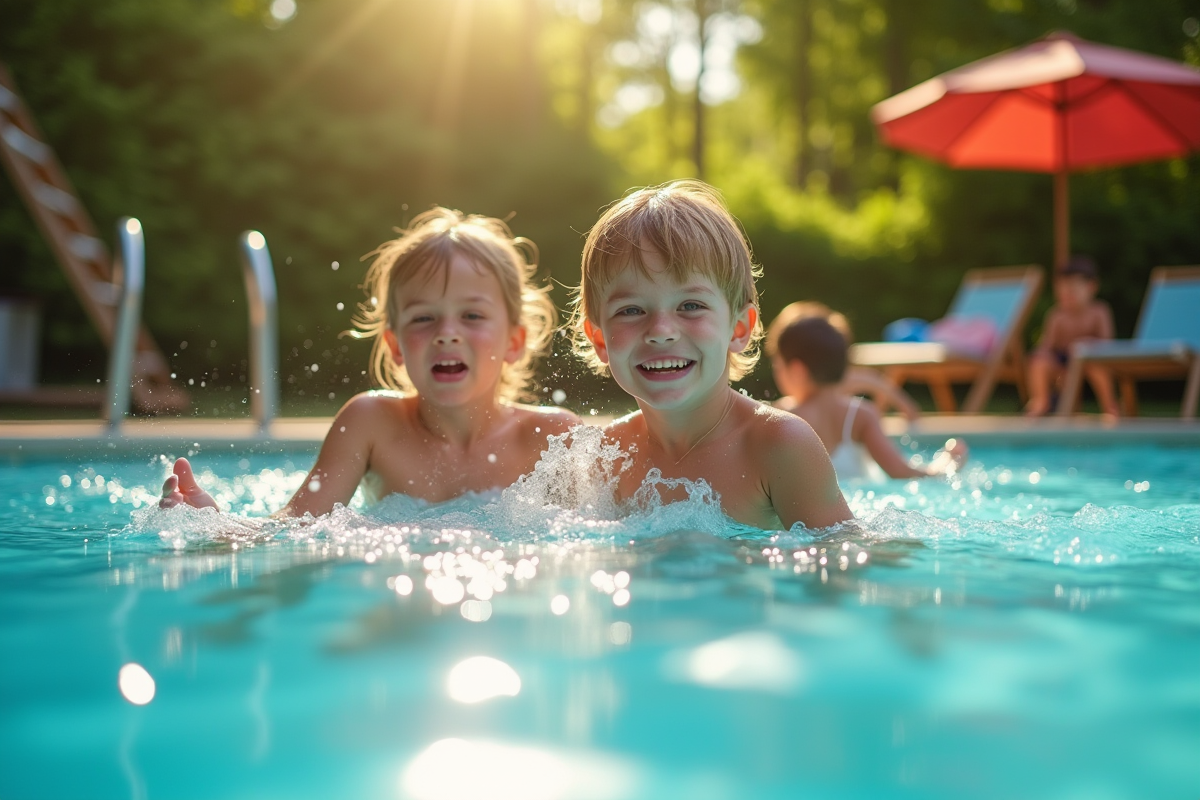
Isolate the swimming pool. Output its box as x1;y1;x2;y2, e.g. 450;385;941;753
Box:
1;432;1198;799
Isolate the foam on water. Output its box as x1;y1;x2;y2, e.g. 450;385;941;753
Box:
111;426;1200;618
126;426;764;549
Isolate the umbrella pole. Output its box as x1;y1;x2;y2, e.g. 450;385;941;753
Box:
1053;170;1069;270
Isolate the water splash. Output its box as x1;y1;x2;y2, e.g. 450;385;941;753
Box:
107;429;1200;615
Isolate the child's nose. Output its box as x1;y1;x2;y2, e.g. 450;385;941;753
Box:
644;311;679;344
434;324;463;344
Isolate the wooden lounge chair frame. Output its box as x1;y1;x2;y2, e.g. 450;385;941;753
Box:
1056;266;1200;419
849;266;1044;414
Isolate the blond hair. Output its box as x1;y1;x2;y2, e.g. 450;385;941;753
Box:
349;207;555;402
765;301;853;359
570;180;763;381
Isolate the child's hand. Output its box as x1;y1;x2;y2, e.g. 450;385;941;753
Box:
928;437;969;475
160;457;220;511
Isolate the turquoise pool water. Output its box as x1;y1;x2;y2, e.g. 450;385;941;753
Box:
1;434;1198;799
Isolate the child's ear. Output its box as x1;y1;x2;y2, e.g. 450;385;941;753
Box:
729;305;758;354
383;329;404;366
583;320;610;365
504;325;527;365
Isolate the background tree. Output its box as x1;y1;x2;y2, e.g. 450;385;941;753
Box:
3;0;1199;414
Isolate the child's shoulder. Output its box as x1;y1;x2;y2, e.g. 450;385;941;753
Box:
738;399;833;475
715;398;830;465
334;390;413;425
343;389;410;409
744;399;825;446
603;408;643;430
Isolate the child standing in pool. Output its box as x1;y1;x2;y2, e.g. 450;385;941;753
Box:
162;208;578;515
572;180;852;530
768;314;967;481
1025;255;1119;416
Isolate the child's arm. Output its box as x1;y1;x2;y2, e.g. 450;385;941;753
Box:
1034;307;1064;353
855;400;932;479
277;396;378;517
160;394;378;517
761;418;854;529
842;366;921;420
855;400;967;477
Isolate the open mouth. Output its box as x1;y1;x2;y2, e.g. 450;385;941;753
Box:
431;359;468;377
637;358;695;378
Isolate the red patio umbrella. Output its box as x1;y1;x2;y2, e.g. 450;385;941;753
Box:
872;31;1200;267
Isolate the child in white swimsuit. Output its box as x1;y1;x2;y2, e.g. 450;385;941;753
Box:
769;315;967;482
827;396;880;482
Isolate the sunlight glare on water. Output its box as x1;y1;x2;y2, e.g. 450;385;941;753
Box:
117;663;155;705
402;738;638;800
672;631;803;694
446;656;521;704
1;432;1198;799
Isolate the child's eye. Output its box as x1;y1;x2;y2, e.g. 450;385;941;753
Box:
615;306;643;317
463;311;486;321
680;301;707;312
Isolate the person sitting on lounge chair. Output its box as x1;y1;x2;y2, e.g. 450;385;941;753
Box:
1025;256;1119;417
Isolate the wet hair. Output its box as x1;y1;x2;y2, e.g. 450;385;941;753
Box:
348;207;555;402
570;180;763;381
771;316;848;385
1056;254;1098;281
765;300;853;359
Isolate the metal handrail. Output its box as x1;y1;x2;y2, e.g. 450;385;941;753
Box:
239;230;279;429
105;217;144;427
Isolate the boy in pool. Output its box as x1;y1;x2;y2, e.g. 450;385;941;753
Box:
1025;255;1118;416
572;180;852;530
768;313;967;481
162;208;578;515
768;300;922;420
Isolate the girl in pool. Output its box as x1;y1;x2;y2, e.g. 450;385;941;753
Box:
769;314;967;481
162;208;579;515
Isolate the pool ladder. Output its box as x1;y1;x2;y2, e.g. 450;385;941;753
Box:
107;219;280;431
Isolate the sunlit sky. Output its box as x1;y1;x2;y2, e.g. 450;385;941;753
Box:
268;0;761;128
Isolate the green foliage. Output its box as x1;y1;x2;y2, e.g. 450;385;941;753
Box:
3;0;1200;415
0;0;614;400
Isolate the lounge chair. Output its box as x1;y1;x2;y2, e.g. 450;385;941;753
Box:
1056;266;1200;418
849;265;1044;413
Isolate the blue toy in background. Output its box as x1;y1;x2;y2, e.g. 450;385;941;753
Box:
883;317;930;343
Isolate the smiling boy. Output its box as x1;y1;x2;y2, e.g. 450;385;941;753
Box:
572;181;852;530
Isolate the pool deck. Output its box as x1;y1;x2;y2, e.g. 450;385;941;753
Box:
0;414;1197;457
